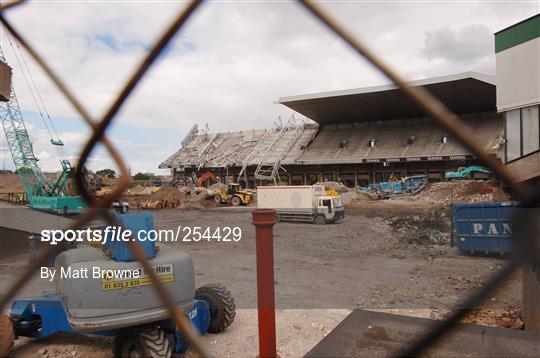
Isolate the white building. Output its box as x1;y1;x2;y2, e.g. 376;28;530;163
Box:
496;13;540;332
496;14;540;184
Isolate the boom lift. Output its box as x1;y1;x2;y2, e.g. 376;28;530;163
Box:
1;212;236;357
0;45;85;214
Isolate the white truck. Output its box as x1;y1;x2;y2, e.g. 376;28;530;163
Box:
257;185;345;225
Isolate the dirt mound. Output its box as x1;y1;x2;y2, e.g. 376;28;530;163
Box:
341;190;376;207
0;172;58;192
149;186;184;201
0;173;24;192
316;181;351;193
417;180;496;204
127;187;152;196
389;208;452;247
122;186;214;210
209;182;227;191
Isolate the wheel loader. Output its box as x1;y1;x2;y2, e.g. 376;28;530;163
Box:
213;183;252;206
0;212;235;357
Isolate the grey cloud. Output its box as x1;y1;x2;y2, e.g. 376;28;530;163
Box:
421;24;493;63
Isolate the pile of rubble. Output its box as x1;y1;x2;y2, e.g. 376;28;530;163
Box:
316;181;376;207
459;306;524;329
316;181;350;194
138;199;180;209
125;186;214;210
389;208;452;247
416;180;497;204
340;190;377;206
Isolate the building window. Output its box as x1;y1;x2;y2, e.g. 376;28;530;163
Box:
505;105;540;162
521;105;539;156
505;109;521;161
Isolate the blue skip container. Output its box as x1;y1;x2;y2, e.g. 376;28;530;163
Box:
451;202;518;254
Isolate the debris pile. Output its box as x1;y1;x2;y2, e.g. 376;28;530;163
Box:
138;199;179;209
335;179;497;208
389;209;452;247
208;182;227;192
416;180;496;204
124;186;210;210
341;190;377;206
127;186;153;196
459;306;524;329
316;181;350;194
316;181;380;207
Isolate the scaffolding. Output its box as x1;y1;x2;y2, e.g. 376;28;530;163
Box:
238;127;276;183
205;134;259;169
163;117;312;185
254;114;306;184
196;132;219;170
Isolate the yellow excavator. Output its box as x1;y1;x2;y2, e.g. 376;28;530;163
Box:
213;183;252;206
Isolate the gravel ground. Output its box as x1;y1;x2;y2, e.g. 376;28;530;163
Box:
151;206;520;310
1;204;522;357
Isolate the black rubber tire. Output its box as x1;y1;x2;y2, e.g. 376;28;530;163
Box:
0;315;14;357
231;196;242;206
213;195;221;204
113;324;172;358
195;283;236;333
314;214;326;225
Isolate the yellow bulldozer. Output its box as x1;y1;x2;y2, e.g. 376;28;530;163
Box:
213;183;252;206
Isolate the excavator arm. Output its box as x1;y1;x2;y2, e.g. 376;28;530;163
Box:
197;171;217;187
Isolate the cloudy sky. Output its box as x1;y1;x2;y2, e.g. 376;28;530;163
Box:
0;0;538;174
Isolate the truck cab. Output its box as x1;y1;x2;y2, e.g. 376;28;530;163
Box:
317;196;345;223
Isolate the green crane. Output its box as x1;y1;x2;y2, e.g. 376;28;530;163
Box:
0;47;85;214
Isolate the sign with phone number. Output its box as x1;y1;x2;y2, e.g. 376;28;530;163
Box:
101;264;174;291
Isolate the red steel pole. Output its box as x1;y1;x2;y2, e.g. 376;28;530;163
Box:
252;209;278;358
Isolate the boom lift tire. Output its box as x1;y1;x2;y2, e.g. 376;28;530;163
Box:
195;284;236;333
314;214;326;225
113;324;172;358
0;314;14;356
231;196;242;206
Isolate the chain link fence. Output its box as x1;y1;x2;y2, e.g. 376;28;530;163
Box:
0;1;538;357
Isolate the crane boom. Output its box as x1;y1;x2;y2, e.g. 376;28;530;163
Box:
0;49;85;214
0;70;52;198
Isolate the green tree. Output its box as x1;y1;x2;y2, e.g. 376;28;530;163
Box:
96;168;116;178
133;172;151;181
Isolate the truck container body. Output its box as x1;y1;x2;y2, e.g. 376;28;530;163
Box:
452;202;518;254
257;185;344;224
257;185;324;212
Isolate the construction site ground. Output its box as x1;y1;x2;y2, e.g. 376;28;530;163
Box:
1;195;523;357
